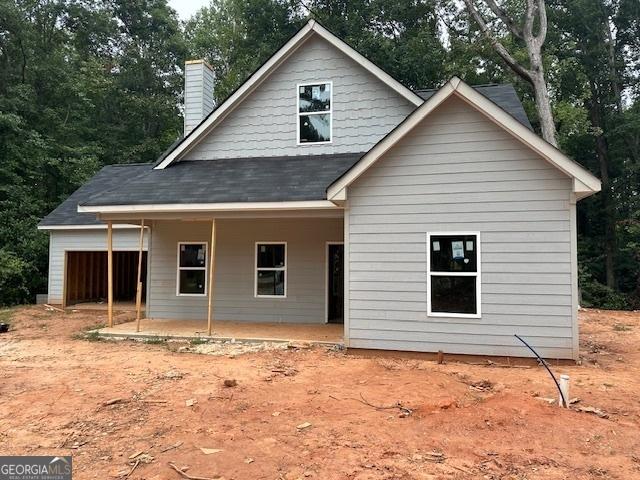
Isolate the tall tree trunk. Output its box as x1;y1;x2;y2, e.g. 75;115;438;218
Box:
462;0;558;146
589;95;616;289
528;50;557;145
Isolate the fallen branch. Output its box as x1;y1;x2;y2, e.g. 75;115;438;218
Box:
159;441;183;453
329;393;413;416
123;460;140;479
44;304;64;312
466;361;531;369
59;430;75;448
168;462;219;480
450;464;473;475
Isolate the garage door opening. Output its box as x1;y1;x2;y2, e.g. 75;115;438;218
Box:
64;251;147;308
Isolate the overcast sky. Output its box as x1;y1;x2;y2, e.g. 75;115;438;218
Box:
168;0;208;21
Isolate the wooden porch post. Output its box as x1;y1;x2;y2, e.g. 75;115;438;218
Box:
135;219;145;332
207;219;216;336
107;220;114;327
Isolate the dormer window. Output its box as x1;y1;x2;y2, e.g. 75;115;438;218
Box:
297;82;332;144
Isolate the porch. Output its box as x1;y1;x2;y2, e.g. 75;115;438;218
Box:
91;212;346;343
97;318;343;344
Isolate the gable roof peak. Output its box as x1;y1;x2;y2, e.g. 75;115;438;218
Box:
155;18;422;170
327;76;601;201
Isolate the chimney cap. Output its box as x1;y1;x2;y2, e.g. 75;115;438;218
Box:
185;59;213;70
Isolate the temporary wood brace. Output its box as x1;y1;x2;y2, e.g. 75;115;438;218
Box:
107;220;113;327
135;219;145;332
207;219;216;336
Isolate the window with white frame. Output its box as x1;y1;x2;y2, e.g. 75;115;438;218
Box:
255;243;286;297
297;82;331;144
177;242;207;296
427;233;480;317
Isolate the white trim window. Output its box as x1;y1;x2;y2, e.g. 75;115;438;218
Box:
255;242;287;298
427;232;481;318
297;82;332;144
177;242;207;296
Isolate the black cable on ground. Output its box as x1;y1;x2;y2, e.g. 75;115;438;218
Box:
514;334;567;408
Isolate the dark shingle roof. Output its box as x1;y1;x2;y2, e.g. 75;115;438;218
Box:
38;163;153;227
81;153;364;206
40;83;531;226
415;83;532;130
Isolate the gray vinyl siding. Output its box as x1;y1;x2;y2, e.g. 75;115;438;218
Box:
147;218;342;322
182;34;415;160
346;96;575;359
47;229;148;304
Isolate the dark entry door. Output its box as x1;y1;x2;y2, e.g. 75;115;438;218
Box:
327;244;344;324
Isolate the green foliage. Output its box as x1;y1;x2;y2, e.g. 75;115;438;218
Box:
579;265;630;310
0;0;185;306
0;249;34;306
0;309;13;325
0;0;638;311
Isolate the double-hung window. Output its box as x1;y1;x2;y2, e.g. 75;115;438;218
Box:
177;242;207;296
255;242;287;298
297;82;331;144
427;233;481;317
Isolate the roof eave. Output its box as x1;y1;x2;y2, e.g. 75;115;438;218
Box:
327;76;601;201
77;200;343;215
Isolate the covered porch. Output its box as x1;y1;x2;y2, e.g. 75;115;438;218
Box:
83;207;346;344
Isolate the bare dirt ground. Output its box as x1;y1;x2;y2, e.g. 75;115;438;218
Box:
1;306;639;480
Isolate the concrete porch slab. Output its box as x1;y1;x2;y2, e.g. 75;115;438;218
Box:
97;318;344;345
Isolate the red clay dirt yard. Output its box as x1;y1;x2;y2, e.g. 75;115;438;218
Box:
1;306;639;479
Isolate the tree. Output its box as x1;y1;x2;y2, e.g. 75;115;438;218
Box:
462;0;558;145
0;0;185;306
185;0;300;102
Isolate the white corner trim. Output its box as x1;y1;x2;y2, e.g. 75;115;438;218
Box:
77;200;341;214
327;76;601;200
37;224;145;231
155;19;422;170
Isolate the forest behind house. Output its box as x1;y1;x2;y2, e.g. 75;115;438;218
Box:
0;0;638;309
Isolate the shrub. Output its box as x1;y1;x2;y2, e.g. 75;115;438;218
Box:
0;249;32;306
579;265;630;310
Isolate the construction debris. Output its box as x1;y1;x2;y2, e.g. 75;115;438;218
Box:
159;441;183;453
469;380;494;392
122;460;140;479
44;304;64;312
576;406;609;419
185;399;197;407
168;462;221;480
161;370;185;380
296;422;312;430
200;448;223;455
